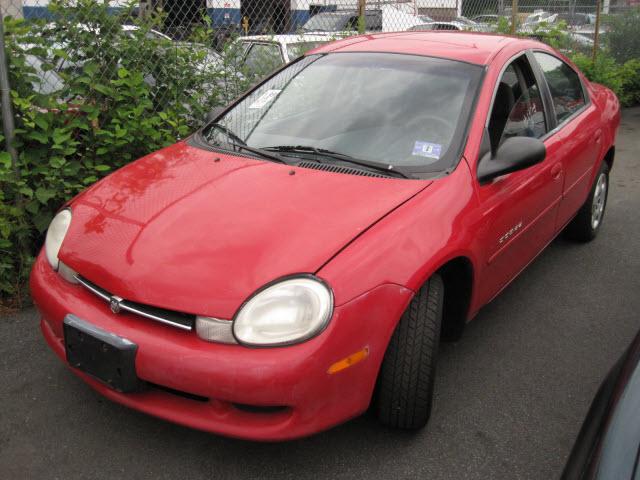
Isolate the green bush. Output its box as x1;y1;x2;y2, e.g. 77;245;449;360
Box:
571;53;640;107
0;0;249;306
603;8;640;64
499;14;640;108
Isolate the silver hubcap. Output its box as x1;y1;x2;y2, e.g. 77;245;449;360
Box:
591;173;608;230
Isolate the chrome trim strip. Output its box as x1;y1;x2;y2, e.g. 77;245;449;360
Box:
75;275;111;302
119;303;193;331
75;275;194;331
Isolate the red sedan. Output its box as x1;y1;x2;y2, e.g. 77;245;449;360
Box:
31;32;620;441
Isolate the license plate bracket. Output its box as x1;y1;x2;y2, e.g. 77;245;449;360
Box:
63;314;141;393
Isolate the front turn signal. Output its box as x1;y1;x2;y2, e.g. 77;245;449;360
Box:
327;347;370;375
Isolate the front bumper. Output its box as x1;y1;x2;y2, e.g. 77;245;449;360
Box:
31;252;412;440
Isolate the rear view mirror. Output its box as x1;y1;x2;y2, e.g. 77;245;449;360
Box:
477;136;546;183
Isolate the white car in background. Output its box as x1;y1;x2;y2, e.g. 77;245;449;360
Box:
408;18;491;32
234;34;337;76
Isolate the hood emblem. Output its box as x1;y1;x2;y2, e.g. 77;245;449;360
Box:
110;296;124;314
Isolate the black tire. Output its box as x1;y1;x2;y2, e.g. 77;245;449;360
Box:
375;274;444;429
564;162;610;242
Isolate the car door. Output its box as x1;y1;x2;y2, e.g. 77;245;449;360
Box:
531;51;601;230
475;53;565;304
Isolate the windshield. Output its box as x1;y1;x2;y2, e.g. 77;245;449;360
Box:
202;53;483;175
302;13;349;31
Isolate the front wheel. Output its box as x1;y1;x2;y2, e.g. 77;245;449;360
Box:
374;274;444;429
564;162;610;242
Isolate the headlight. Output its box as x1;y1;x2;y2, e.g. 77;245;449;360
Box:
45;209;72;271
233;277;333;347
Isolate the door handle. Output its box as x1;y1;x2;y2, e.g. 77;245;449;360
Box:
551;163;563;180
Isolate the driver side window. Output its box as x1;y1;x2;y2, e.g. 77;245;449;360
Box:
488;56;547;152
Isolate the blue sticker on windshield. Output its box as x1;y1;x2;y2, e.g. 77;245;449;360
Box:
412;141;442;160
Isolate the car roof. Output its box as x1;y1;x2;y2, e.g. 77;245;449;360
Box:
309;31;525;65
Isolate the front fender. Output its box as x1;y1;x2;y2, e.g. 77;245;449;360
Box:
318;160;482;310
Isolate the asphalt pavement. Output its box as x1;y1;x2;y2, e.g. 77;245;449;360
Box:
1;107;640;480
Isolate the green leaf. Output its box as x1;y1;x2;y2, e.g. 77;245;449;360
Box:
95;165;111;172
24;202;39;218
52;130;71;145
52;48;69;60
117;67;129;79
49;157;66;169
83;62;98;76
33;115;49;131
28;131;49;144
35;187;56;205
33;211;53;233
94;84;112;96
0;151;11;169
18;187;33;198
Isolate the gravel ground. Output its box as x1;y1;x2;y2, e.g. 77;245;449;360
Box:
1;108;639;480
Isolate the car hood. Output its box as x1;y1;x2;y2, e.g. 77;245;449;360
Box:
60;142;430;318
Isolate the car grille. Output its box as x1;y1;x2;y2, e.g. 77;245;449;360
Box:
296;161;391;178
75;275;195;331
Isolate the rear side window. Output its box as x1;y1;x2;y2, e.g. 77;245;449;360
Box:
534;52;586;124
244;43;283;76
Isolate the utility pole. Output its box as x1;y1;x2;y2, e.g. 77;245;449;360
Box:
0;7;19;182
592;0;602;63
510;0;518;34
358;0;366;34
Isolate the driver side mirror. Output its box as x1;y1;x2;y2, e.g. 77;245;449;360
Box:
204;106;225;124
477;136;546;184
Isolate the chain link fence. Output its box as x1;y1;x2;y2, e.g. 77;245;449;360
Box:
0;0;638;304
1;0;638;119
1;0;638;138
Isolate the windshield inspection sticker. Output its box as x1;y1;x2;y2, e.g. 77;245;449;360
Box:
249;89;281;109
412;141;442;160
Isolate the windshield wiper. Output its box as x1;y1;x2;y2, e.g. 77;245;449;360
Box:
203;125;292;165
262;145;412;179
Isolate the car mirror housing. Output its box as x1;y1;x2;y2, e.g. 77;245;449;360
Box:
477;136;546;183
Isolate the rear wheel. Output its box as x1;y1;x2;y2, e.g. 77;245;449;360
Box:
564;162;610;242
375;274;444;429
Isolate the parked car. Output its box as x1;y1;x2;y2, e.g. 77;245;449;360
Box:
471;14;507;24
562;329;640;479
524;30;594;52
233;34;336;77
301;10;382;32
556;13;596;27
409;19;490;32
409;22;471;31
302;6;427;34
32;32;620;441
523;10;559;26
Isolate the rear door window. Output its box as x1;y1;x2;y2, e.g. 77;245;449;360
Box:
533;52;586;124
244;43;284;77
